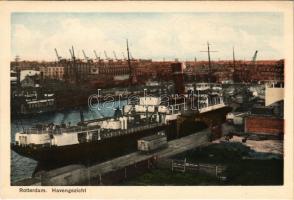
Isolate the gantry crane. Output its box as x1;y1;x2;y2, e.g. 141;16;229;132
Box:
113;51;118;60
93;50;101;61
82;50;89;61
252;50;258;64
54;48;62;61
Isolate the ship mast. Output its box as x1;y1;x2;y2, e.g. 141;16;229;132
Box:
232;46;237;83
126;39;132;86
233;46;236;72
71;46;78;84
201;41;217;85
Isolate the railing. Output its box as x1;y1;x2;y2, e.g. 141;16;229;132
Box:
170;158;226;177
199;103;226;113
23;125;101;135
62;125;101;133
22;123;163;139
100;123;163;139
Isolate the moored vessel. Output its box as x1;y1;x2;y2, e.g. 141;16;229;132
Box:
12;90;230;164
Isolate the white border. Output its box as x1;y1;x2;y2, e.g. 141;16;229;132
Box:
0;1;293;199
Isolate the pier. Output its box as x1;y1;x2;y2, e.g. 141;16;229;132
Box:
13;129;210;186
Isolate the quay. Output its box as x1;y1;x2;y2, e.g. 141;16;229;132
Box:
13;129;210;186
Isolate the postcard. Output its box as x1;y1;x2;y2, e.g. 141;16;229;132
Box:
0;1;293;199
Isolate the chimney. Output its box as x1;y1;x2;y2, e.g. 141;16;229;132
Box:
171;62;185;95
16;68;21;88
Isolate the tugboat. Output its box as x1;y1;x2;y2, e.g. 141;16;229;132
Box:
11;67;56;117
12;92;56;116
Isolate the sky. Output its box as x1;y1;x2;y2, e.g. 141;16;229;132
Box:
11;12;284;61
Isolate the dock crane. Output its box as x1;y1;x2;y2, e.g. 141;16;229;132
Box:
82;50;89;61
54;48;62;61
93;50;101;61
122;52;126;60
252;50;258;64
104;50;110;60
68;45;79;84
130;52;134;60
69;49;73;60
71;46;76;60
113;51;118;61
126;39;137;85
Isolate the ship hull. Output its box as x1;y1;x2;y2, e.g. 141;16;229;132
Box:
12;125;169;164
11;106;231;164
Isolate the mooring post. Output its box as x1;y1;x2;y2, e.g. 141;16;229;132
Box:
124;167;127;179
99;174;102;185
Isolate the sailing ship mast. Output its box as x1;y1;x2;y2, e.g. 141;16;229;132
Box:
201;41;217;85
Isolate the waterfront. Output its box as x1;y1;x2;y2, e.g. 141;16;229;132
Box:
11;101;126;183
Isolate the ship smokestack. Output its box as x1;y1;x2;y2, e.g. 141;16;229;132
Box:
79;108;84;125
171;62;185;94
16;68;21;88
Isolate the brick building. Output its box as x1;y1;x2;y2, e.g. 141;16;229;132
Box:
244;115;284;136
184;59;284;83
11;59;284;85
250;60;284;83
39;64;64;80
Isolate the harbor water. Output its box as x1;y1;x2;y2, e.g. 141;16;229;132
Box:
11;101;127;183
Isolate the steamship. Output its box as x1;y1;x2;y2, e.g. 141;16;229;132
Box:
12;91;231;163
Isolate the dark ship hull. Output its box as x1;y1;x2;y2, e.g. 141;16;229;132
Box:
12;124;171;164
11;106;231;164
